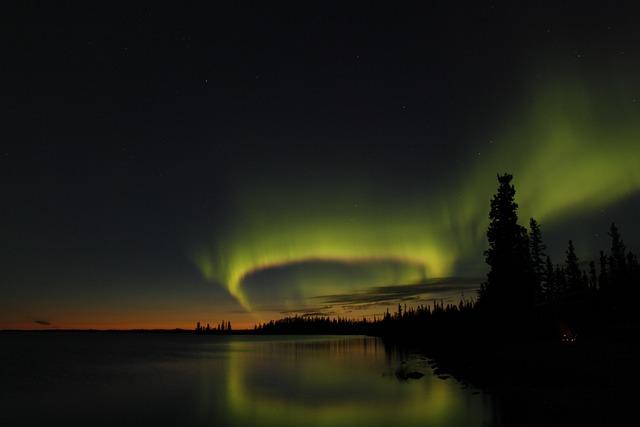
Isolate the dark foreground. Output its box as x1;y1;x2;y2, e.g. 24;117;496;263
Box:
2;331;638;426
393;329;640;427
2;333;491;427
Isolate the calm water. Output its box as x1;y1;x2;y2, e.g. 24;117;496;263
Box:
0;333;494;426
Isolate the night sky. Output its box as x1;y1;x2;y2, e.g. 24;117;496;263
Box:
3;3;640;329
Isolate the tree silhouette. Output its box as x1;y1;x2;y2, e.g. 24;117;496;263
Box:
598;250;608;292
565;240;582;292
588;261;597;290
480;174;534;312
543;255;555;300
608;223;627;289
529;218;546;300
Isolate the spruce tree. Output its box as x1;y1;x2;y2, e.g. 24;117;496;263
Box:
599;250;608;291
529;218;546;300
608;223;627;287
543;255;555;300
481;174;533;311
565;240;582;291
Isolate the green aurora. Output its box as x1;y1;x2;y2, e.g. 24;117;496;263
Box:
194;74;640;316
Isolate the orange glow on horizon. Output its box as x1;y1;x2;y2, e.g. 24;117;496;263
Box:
0;320;260;331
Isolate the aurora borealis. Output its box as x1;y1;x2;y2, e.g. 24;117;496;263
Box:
3;3;640;329
193;72;640;319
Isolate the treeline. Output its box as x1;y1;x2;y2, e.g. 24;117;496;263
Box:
195;320;232;334
253;300;476;336
255;315;374;335
535;222;640;308
250;174;640;342
476;174;640;341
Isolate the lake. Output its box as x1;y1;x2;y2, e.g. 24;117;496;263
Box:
1;333;494;426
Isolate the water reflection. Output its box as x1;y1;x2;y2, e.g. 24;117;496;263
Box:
1;334;492;426
218;336;488;427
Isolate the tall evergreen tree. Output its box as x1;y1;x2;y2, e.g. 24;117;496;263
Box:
608;223;627;287
543;255;555;300
565;240;582;291
481;174;533;311
529;218;546;299
599;250;608;291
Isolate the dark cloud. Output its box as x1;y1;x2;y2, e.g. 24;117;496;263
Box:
34;320;51;326
280;307;337;317
245;276;481;318
314;277;482;307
